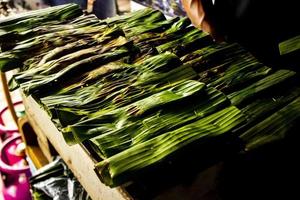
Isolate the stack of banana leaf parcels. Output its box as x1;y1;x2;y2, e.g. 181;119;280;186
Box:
1;4;299;188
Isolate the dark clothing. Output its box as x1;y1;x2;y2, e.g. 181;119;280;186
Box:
208;0;299;66
93;0;117;19
48;0;87;9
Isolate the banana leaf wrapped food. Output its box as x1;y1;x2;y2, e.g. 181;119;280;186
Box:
2;5;300;190
66;80;206;143
240;96;300;151
88;85;230;158
95;106;246;187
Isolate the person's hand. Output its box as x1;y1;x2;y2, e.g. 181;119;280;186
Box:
181;0;223;41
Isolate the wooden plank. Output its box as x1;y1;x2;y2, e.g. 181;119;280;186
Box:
36;135;53;161
22;95;132;200
18;105;54;161
18;116;49;169
26;146;49;169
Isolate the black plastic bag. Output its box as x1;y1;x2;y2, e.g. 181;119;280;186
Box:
30;157;90;200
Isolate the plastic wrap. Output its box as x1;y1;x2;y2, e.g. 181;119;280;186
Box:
30;157;90;200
